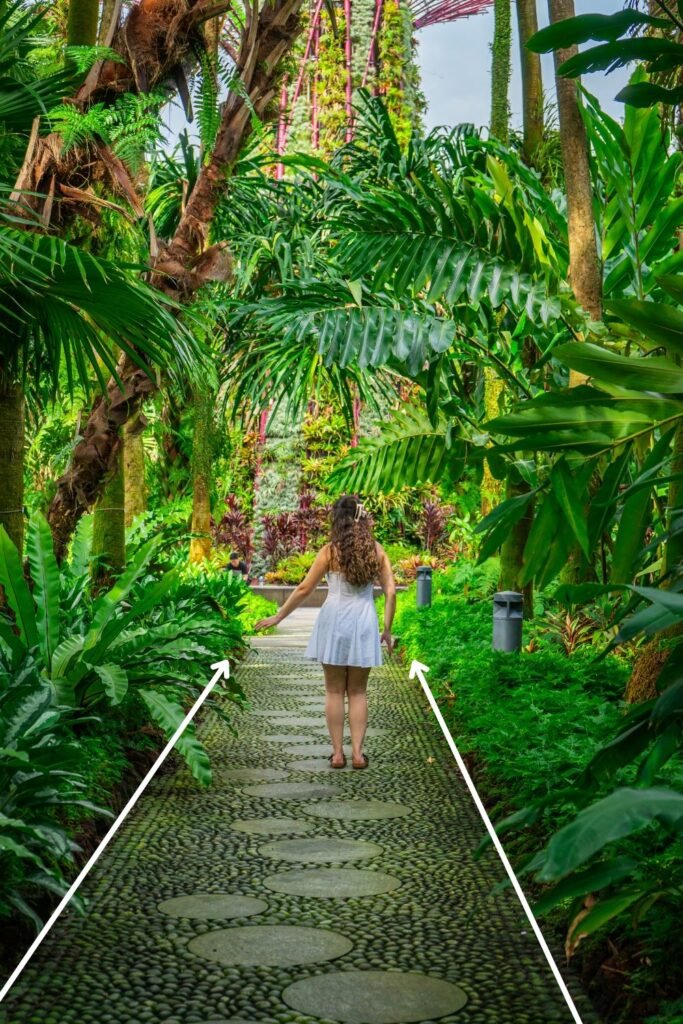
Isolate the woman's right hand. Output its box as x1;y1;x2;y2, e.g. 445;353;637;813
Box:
381;629;394;652
254;615;280;632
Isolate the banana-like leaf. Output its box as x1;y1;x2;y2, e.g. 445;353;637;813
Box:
0;526;38;651
488;386;681;453
559;38;683;79
533;856;638;917
617;82;683;107
555;342;683;393
550;460;590;558
528;11;669;53
26;514;61;669
138;689;211;787
539;787;683;881
328;408;456;494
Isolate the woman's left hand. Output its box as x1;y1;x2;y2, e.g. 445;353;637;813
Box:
254;615;281;632
381;629;394;652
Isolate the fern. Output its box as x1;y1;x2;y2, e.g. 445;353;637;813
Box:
47;90;166;167
195;51;220;156
64;45;126;73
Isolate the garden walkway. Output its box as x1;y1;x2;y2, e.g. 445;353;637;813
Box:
0;614;591;1024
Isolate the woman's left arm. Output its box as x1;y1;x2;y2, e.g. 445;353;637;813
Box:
254;545;330;631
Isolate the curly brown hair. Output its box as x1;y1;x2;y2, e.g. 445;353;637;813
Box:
329;495;379;586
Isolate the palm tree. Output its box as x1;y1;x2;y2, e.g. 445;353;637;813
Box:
516;0;544;164
490;0;512;142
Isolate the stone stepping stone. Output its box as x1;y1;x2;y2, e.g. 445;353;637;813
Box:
188;924;352;967
242;782;341;800
288;758;337;773
249;709;299;718
282;970;468;1023
231;817;316;837
259;838;382;864
286;744;337;757
263;868;401;898
263;734;325;744
304;800;411;821
216;768;290;783
266;715;326;727
158;894;267;920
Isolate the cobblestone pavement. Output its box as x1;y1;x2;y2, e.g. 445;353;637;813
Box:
0;641;593;1024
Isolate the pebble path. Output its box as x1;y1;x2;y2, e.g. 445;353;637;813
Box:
0;634;593;1024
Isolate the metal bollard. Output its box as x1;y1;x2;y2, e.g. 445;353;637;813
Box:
416;565;433;608
492;591;524;652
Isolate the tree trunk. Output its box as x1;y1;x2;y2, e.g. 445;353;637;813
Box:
490;0;512;143
500;472;535;618
665;417;683;576
481;367;505;516
91;452;125;587
47;0;304;557
189;387;214;563
0;377;25;554
548;0;601;343
123;414;147;527
67;0;99;46
517;0;544;164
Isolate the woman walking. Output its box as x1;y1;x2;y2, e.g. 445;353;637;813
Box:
254;495;396;769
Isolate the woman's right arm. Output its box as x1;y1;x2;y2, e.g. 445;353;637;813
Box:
377;545;396;651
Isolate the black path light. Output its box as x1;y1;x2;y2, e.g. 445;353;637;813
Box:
416;566;433;608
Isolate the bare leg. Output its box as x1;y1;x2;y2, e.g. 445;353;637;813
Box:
347;666;370;766
323;664;347;766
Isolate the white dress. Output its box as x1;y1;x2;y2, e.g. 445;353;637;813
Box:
306;571;382;668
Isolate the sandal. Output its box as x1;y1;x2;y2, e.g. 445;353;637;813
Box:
352;754;369;770
328;752;347;769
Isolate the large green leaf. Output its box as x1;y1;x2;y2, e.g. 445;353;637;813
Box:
607;298;683;355
475;489;537;563
25;514;61;669
559;39;683;79
539;787;683;881
534;856;638;917
317;306;454;376
92;664;129;706
328;408;457;494
555;343;683;394
550;460;590;559
138;689;211;787
0;527;38;652
528;11;669;53
611;430;675;584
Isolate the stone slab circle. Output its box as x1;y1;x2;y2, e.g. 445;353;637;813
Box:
264;734;326;744
242;782;341;800
263;867;401;899
282;970;468;1023
303;800;411;821
230;817;316;837
157;894;267;920
288;758;338;773
259;838;383;864
285;744;337;757
216;768;290;783
187;924;353;967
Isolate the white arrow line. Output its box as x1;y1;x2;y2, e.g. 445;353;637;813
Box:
409;658;585;1024
0;664;227;1004
210;659;231;686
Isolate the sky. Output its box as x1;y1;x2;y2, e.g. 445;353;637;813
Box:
416;0;630;132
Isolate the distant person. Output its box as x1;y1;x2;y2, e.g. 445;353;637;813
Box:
254;495;396;770
227;551;248;580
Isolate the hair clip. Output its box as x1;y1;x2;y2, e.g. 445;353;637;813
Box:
354;501;366;522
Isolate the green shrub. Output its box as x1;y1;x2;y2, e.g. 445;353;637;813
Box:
266;550;316;584
436;557;501;600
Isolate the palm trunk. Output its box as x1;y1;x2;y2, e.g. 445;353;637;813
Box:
548;0;601;340
500;473;534;618
0;377;25;554
123;415;147;527
517;0;544;164
47;0;303;558
91;453;125;586
67;0;99;46
189;388;214;564
490;0;512;143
